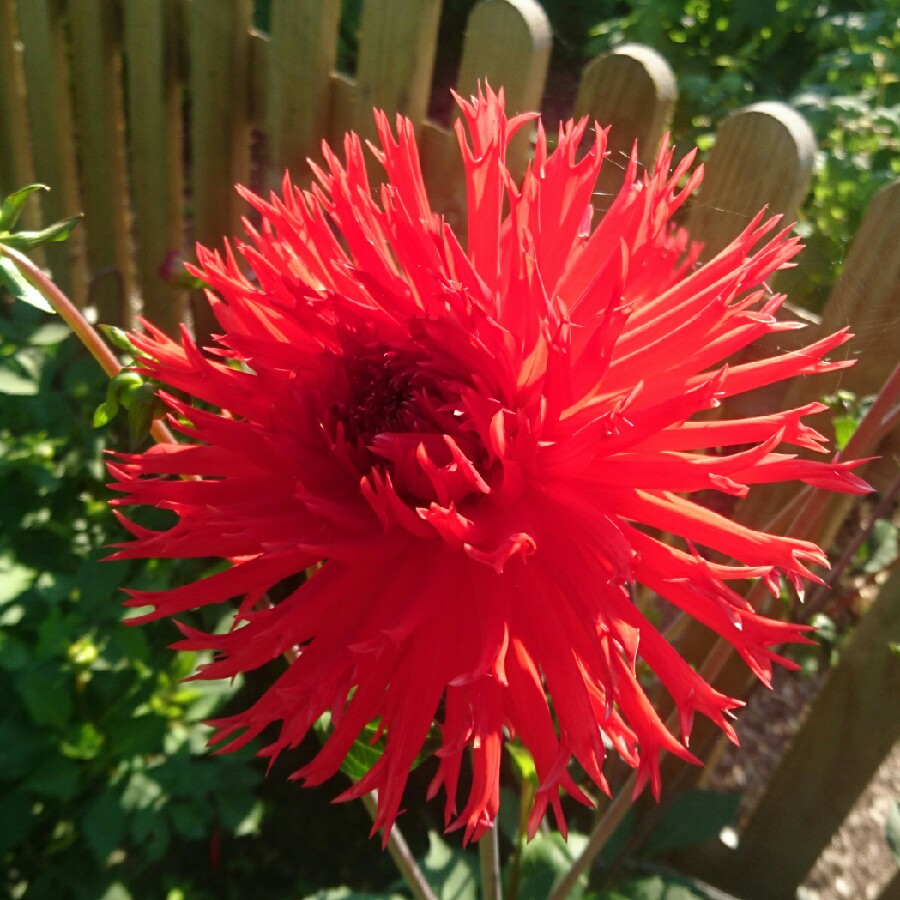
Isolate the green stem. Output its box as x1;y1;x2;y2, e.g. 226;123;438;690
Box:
479;825;502;900
281;646;437;900
504;779;534;900
361;792;438;900
0;242;174;445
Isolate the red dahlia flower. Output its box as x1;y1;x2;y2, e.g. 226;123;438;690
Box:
108;86;867;844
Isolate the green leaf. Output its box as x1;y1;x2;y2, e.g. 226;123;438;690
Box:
1;215;82;250
0;789;36;854
832;415;857;450
418;831;479;900
14;665;73;729
0;183;48;231
168;801;210;840
121;769;164;811
211;763;261;831
82;789;128;863
61;722;105;761
601;871;714;900
0;717;44;780
517;831;589;900
24;755;82;800
340;728;385;782
301;891;406;900
28;321;71;346
130;805;171;862
0;254;55;313
507;739;538;787
0;555;35;603
644;790;740;856
886;798;900;866
232;799;264;837
0;364;39;395
99;884;132;900
862;519;898;574
315;713;386;782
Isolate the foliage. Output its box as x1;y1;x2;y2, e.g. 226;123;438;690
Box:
0;184;81;314
0;300;264;899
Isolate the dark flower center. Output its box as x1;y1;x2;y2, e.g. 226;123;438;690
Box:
328;344;489;502
339;348;424;444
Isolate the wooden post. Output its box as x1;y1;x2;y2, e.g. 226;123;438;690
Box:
574;44;676;200
123;0;186;335
188;0;252;343
701;566;900;899
735;180;900;543
687;102;816;260
266;0;340;185
879;868;900;900
0;0;35;201
420;0;551;236
68;0;134;326
16;0;87;306
785;179;900;504
351;0;442;144
693;105;818;447
455;0;550;179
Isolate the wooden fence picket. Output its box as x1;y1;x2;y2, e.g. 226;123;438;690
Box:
265;0;341;187
787;178;900;511
15;0;87;306
456;0;551;178
123;0;186;335
669;181;900;896
420;0;551;235
352;0;441;145
574;43;676;199
879;867;900;900
68;0;133;326
697;564;900;900
736;179;900;547
686;102;817;260
0;0;35;216
188;0;252;342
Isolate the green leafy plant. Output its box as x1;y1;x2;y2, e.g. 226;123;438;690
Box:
0;300;262;900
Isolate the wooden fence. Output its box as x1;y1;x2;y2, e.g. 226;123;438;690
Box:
1;1;898;898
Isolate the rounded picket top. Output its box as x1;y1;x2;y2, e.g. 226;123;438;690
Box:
576;44;677;159
456;0;552;179
687;101;817;259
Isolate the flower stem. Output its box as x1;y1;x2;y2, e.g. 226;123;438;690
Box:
504;778;534;900
0;242;175;445
549;633;738;900
280;647;437;900
548;782;633;900
479;825;503;900
361;792;438;900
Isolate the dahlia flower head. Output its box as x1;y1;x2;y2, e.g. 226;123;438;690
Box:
109;86;867;844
